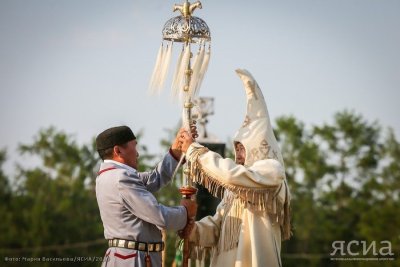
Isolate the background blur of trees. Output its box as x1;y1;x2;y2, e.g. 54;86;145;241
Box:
0;110;399;266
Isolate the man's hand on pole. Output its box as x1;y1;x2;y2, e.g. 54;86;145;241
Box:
179;124;198;153
171;128;187;159
171;122;198;158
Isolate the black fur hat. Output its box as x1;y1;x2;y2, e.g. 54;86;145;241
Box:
96;126;136;151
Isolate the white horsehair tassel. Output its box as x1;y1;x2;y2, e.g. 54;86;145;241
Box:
171;45;184;98
187;47;200;97
175;44;191;101
189;44;205;97
148;43;164;94
157;42;173;93
195;44;211;94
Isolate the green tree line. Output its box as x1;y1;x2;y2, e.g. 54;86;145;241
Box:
0;110;399;266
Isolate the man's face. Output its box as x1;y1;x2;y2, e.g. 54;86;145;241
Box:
234;142;246;165
117;140;139;169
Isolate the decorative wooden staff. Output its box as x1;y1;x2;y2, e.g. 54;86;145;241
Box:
148;1;211;266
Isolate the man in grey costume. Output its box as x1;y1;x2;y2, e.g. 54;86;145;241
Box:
95;125;196;267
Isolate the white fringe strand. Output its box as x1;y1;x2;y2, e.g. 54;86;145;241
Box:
148;43;164;94
173;44;191;101
195;45;211;93
189;45;205;97
171;45;184;98
157;42;173;93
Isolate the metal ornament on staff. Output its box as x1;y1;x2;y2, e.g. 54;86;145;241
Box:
149;1;211;186
148;1;211;266
149;0;211;134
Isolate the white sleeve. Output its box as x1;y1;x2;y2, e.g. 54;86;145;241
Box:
186;142;285;189
189;200;226;247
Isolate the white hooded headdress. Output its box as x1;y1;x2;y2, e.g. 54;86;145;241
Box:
233;69;285;168
186;69;291;244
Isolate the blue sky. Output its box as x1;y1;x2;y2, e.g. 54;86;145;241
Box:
0;0;399;173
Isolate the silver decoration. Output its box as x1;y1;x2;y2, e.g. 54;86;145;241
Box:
162;16;211;43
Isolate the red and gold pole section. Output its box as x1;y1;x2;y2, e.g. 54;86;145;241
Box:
179;167;197;267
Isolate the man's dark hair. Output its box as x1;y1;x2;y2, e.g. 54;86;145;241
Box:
98;147;114;160
97;142;129;160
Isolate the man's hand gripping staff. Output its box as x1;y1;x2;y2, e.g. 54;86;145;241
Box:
178;122;198;239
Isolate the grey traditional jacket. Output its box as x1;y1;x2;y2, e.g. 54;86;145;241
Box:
96;152;187;267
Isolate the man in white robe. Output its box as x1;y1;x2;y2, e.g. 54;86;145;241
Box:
179;69;291;267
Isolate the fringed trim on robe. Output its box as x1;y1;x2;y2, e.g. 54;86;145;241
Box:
189;244;212;263
187;146;291;255
219;195;244;253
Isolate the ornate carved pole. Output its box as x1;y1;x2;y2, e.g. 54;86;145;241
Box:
149;1;211;266
173;4;202;266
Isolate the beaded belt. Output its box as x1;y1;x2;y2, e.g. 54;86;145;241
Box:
108;239;164;252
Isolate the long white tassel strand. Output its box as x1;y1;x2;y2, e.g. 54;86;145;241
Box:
171;45;184;98
190;47;201;87
189;44;205;98
175;44;191;101
195;44;211;94
158;42;173;93
148;43;164;94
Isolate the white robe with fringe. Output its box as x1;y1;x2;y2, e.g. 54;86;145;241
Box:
186;143;290;267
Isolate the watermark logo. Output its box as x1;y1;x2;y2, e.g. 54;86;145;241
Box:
330;240;395;261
